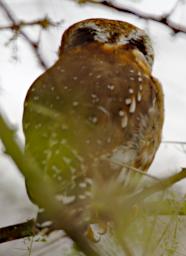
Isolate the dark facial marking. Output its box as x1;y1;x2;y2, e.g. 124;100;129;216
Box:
128;37;148;59
70;27;97;48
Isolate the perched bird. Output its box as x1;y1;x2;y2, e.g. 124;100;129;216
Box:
23;19;164;226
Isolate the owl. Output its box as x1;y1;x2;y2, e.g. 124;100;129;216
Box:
23;19;164;224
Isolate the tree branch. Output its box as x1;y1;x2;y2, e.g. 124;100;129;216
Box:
77;0;186;34
1;112;186;254
0;219;37;243
0;112;101;256
0;0;62;69
162;140;186;145
0;197;185;245
0;17;62;31
125;168;186;209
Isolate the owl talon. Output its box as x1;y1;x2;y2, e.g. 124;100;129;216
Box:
85;224;101;243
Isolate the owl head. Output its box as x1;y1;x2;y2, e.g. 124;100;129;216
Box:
59;18;154;68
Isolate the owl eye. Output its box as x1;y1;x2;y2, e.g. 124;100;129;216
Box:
69;27;96;48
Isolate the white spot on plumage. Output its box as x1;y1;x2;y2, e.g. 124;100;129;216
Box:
79;182;87;188
107;84;115;90
73;101;79;107
98;106;110;116
91;93;97;99
79;195;86;200
129;96;136;113
63;156;72;164
129;88;134;94
52;165;61;174
118;110;125;116
85;191;92;197
91;93;99;103
33;96;39;101
125;98;131;105
121;114;128;128
71;149;85;162
85;178;93;185
56;194;76;205
96;74;102;79
59;68;65;73
138;71;142;76
91;116;98;124
138;77;143;82
137;91;142;102
31;87;36;92
111;146;136;166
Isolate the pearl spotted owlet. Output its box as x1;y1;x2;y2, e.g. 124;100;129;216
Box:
23;19;164;222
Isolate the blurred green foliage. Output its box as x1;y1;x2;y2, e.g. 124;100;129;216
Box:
1;112;186;256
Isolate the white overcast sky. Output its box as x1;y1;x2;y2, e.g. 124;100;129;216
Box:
0;0;186;254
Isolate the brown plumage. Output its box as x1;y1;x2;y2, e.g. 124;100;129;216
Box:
23;18;164;212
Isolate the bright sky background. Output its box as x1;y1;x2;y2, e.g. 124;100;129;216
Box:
0;0;186;254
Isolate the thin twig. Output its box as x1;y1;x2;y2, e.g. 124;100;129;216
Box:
125;168;186;208
0;17;62;31
1;113;186;254
77;0;186;34
0;0;62;69
0;113;100;256
162;140;186;145
152;217;173;255
0;219;37;243
143;199;186;216
122;239;134;256
122;163;160;181
1;197;185;244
